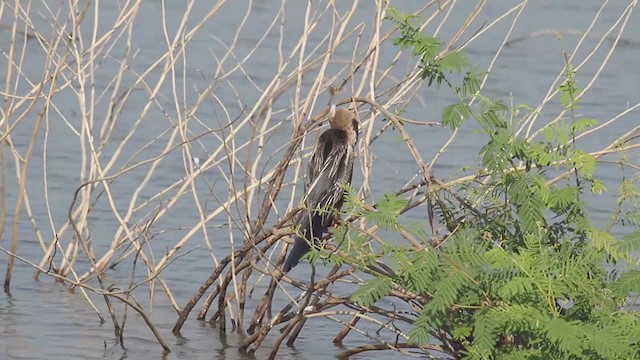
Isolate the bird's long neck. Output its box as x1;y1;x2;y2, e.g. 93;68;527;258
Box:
347;128;358;146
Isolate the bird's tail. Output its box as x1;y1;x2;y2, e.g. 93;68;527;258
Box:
283;211;326;272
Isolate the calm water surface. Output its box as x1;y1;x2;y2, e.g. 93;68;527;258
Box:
1;1;638;359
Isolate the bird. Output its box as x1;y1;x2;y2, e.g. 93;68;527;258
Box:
283;105;359;272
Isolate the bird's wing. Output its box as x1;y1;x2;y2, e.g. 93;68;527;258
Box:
304;130;353;210
306;132;332;191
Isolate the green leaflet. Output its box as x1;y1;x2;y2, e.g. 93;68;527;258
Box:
351;277;394;308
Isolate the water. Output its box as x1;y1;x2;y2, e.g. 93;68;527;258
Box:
0;1;638;359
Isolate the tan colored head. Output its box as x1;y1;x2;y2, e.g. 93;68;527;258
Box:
330;108;357;132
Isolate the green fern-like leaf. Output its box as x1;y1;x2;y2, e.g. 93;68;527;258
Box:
590;178;607;194
544;122;571;147
496;304;547;333
461;70;482;97
389;248;414;273
569;149;595;178
481;145;509;174
471;309;501;356
480;109;506;129
571;118;598;133
558;61;581;111
508;175;546;234
618;178;639;204
365;193;408;229
518;195;545;235
440;50;468;73
614;229;640;256
442;102;472;128
526;142;563;167
584;325;635;359
531;175;551;204
485;247;517;272
452;325;472;340
512;137;529;159
408;308;432;344
587;227;628;262
481;131;513;174
403;250;439;294
351;277;394;307
377;193;408;213
498;276;536;300
547;186;578;211
341;184;365;217
425;270;468;314
544;318;583;356
609;269;640;297
412;33;441;59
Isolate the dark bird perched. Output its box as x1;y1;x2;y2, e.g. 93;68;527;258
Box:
283;105;359;272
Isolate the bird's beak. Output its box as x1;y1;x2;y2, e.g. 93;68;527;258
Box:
329;104;336;119
328;85;338;120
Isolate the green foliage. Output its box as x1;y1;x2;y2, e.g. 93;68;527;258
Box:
609;269;640;298
442;102;472;129
615;230;640;256
559;57;581;112
572;118;598;133
385;6;471;87
363;193;408;230
351;276;394;307
615;177;640;226
340;6;640;360
409;310;432;344
544;318;583;355
341;184;365;217
461;69;483;97
397;249;439;294
440;50;469;73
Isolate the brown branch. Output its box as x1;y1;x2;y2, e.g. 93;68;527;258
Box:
333;310;364;344
337;342;445;359
172;209;295;333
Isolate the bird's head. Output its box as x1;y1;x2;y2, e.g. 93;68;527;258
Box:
329;108;358;134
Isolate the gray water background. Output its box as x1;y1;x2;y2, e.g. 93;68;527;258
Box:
1;1;639;359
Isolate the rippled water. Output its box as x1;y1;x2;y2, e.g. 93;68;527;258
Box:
1;1;638;359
